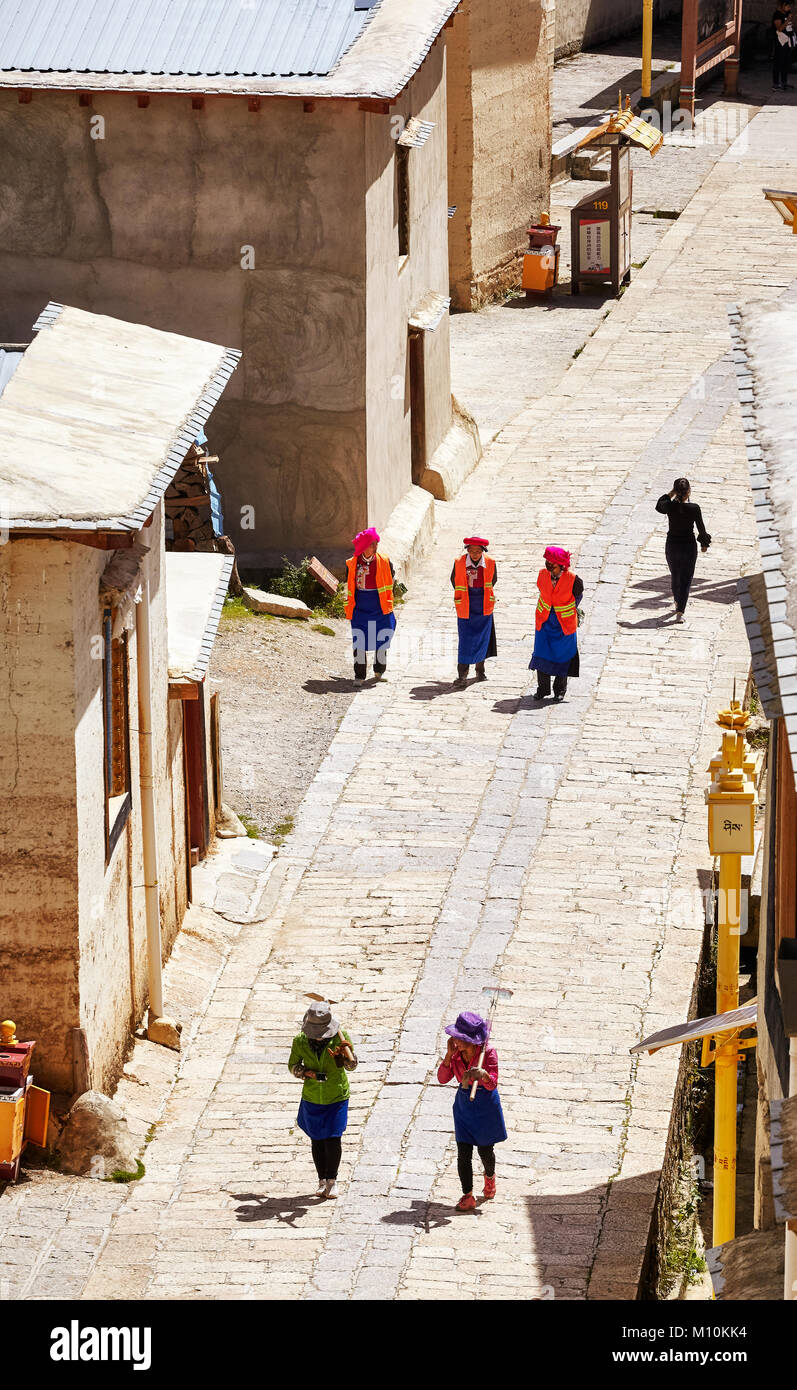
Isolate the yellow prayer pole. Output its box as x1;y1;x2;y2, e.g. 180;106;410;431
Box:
706;697;756;1247
642;0;653;100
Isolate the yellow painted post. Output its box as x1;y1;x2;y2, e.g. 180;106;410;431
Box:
706;699;756;1247
642;0;653;100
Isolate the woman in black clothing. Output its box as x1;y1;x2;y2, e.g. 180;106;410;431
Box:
655;477;711;622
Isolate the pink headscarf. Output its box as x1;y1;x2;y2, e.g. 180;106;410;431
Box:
544;545;571;569
353;527;380;557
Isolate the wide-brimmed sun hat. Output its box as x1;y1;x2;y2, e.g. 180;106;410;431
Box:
445;1011;489;1047
302;1001;341;1041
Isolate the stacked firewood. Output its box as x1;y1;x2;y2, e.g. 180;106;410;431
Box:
165;442;218;551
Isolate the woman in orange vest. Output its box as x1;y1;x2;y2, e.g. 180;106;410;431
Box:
530;544;583;703
451;536;497;687
345;527;396;681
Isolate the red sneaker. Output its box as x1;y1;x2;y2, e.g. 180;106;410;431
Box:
456;1193;477;1212
483;1176;496;1200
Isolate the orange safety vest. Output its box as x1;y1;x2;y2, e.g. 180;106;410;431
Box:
453;555;496;620
345;553;394;619
535;568;577;634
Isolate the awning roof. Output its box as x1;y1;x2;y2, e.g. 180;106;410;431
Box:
409;291;451;332
706;1226;783;1300
630;1001;757;1055
165;551;233;682
729;298;797;775
0;0;459;99
770;1092;797;1223
0;302;240;533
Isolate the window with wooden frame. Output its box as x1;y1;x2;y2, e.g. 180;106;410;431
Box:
102;607;131;859
396;145;410;258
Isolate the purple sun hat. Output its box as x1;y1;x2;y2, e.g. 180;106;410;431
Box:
445;1011;489;1047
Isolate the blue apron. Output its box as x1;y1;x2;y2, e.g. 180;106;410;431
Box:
297;1098;349;1140
452;1083;507;1146
457;584;496;665
350;587;397;655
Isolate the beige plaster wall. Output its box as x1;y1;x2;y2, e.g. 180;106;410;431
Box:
0;540;81;1091
364;38;452;528
0;510;190;1092
447;0;552;309
74;509;183;1089
0;92;369;571
554;0;682;59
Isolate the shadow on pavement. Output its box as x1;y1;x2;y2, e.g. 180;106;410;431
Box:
381;1199;454;1231
410;681;465;700
492;695;545;714
303;677;372;695
231;1192;322;1226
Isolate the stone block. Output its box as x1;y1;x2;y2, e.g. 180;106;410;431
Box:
242;588;312;620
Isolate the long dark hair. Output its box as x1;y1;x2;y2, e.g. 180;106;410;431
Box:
673;477;690;501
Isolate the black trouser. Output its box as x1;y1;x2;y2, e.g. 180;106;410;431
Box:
535;672;567;698
354;654;387;680
310;1137;342;1181
773;43;792;85
665;536;697;613
457;1142;495;1194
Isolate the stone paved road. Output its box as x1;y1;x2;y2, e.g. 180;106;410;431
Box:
3;100;797;1304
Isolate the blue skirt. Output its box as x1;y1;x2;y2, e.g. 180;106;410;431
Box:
529;610;579;677
453;1084;507;1147
297;1098;349;1140
457;586;497;665
350;587;397;655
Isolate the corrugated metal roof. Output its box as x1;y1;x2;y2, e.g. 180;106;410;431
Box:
0;0;373;78
729;299;797;779
0;302;240;532
165;551;234;681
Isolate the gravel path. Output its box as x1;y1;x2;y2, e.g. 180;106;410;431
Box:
210;608;357;840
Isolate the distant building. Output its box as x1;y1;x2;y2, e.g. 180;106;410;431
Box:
446;0;554;308
0;0;483;574
0;303;238;1093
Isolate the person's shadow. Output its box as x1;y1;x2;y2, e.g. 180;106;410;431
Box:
231;1192;321;1226
303;677;373;695
410;680;464;701
381;1200;454;1231
491;694;545;714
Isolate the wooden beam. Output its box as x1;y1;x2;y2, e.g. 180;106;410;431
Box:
248;96;261;112
79;92;92;107
18;90;32;103
358;98;391;114
137;93;150;108
192;95;204;110
8;530;137;549
169;681;201;701
303;100;315;113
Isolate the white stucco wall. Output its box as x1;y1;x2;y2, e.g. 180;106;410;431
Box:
0;506;189;1093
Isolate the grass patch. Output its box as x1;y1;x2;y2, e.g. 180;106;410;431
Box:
272;815;295;846
221;595;256;623
104;1159;146;1184
313;624;335;637
239;814;262;840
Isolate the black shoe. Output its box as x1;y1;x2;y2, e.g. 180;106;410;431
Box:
475;664;486;681
533;689;545;701
553;693;564;703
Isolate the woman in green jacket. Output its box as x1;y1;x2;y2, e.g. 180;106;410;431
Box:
288;999;357;1199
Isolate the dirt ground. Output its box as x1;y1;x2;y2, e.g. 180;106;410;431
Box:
210;604;356;840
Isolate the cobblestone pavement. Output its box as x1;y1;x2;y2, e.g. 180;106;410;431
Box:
4;100;797;1304
451;54;792;445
